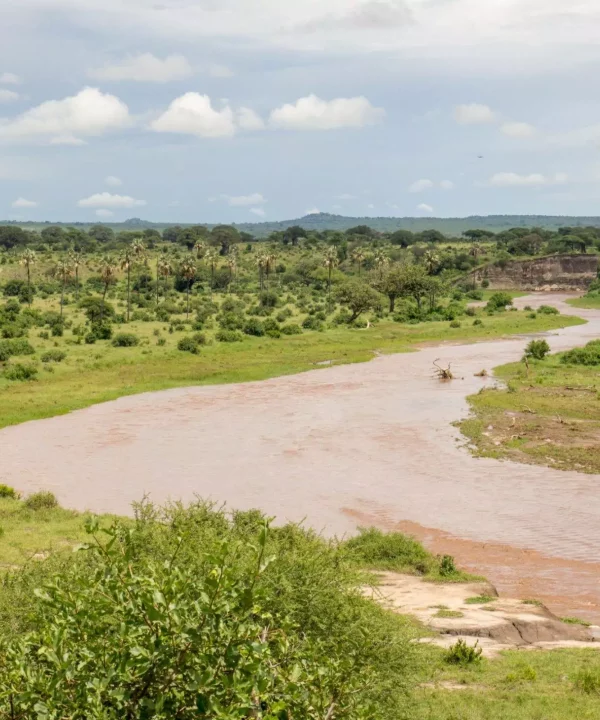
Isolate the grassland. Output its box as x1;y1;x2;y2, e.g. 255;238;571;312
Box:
0;295;583;429
461;353;600;474
567;294;600;309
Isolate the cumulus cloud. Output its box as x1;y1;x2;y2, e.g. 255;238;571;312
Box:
269;95;385;130
0;87;130;143
454;103;495;125
237;107;265;131
12;197;37;208
409;178;434;193
105;175;122;187
78;192;146;208
89;53;192;83
250;207;266;217
488;172;567;187
151;93;235;138
440;180;455;190
417;203;434;213
224;193;266;207
500;121;536;138
95;209;114;218
0;72;20;85
305;207;321;215
0;89;19;103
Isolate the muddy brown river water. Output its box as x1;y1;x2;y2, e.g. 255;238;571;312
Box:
1;293;600;620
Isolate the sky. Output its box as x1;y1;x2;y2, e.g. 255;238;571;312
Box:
2;0;600;223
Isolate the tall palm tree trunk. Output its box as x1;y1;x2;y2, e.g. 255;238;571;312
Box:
60;279;65;319
27;267;31;305
187;282;191;318
126;267;131;322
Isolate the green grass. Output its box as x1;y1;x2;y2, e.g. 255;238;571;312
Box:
0;296;583;430
479;290;527;301
461;351;600;474
567;294;600;309
434;609;464;619
464;595;496;605
414;646;600;719
562;617;592;627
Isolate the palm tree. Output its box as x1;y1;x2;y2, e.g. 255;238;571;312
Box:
99;256;117;322
204;249;217;298
180;256;196;318
193;240;207;260
256;253;267;293
68;251;85;301
373;250;390;279
469;243;483;261
119;249;134;322
55;258;73;319
157;256;173;304
423;249;440;275
265;252;277;290
20;249;36;305
226;254;237;292
323;247;339;308
351;247;366;275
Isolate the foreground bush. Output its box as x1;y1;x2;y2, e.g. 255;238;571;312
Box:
561;340;600;366
0;503;416;719
111;332;140;347
24;491;58;510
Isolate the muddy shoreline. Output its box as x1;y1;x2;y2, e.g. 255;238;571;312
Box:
1;293;599;620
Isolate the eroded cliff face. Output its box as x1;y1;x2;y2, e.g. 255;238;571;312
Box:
469;254;599;291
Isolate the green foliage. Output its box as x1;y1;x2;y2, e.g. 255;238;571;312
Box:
336;280;382;322
177;336;201;354
0;485;18;499
24;491;59;510
438;555;458;577
0;504;416;719
216;329;244;343
345;527;435;575
111;332;140;347
464;595;496;605
41;349;67;363
538;305;559;315
243;317;265;336
281;323;302;335
3;362;38;381
561;340;600;366
573;669;600;695
444;639;483;666
561;617;591;627
0;338;35;361
524;339;551;360
486;292;514;311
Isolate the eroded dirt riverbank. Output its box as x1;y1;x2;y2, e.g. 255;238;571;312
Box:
1;294;599;620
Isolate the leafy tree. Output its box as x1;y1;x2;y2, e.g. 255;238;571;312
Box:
178;225;209;250
463;229;495;240
346;225;375;238
389;229;415;247
162;225;182;243
377;264;429;312
283;225;307;247
351;247;367;275
0;226;28;250
40;226;65;245
524;339;551;360
88;224;115;244
211;225;240;255
336;279;382;322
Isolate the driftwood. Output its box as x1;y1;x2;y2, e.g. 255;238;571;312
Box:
474;369;488;377
433;358;454;381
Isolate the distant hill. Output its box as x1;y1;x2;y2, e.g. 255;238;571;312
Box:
4;213;600;238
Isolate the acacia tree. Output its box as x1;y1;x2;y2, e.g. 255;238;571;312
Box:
336;279;382;323
378;264;430;313
20;248;36;305
180;256;196;318
55;258;73;319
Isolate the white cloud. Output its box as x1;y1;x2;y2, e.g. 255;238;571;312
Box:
89;53;192;83
151;93;235;138
454;103;495;125
488;172;568;187
367;203;375;209
78;192;146;208
250;207;266;217
409;178;434;193
224;193;266;207
49;135;87;145
417;203;434;213
105;175;122;187
0;87;130;142
95;209;114;218
269;94;385;130
237;107;265;131
305;207;321;215
500;121;536;138
440;180;455;190
0;72;20;85
0;89;19;103
207;63;234;78
12;197;37;208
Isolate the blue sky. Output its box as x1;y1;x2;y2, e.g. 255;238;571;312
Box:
2;0;600;223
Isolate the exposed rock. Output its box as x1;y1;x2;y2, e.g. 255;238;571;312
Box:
466;254;598;291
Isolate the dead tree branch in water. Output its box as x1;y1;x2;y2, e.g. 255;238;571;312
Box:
433;359;454;381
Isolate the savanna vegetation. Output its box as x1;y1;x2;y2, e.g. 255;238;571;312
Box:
0;493;598;718
568;278;600;309
0;222;585;428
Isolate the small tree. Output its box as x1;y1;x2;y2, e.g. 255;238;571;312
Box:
19;249;36;305
179;257;196;318
524;339;551;361
323;247;339;308
336;279;382;322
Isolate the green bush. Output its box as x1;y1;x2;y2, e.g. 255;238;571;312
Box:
243;317;265;336
41;349;67;363
524;339;551;360
439;555;457;577
561;340;600;366
0;338;35;361
3;362;38;381
281;323;302;335
445;639;483;666
177;336;200;354
574;669;600;695
24;491;59;510
0;484;18;499
449;320;461;328
216;329;244;343
538;304;559;315
111;333;140;347
345;527;433;574
486;292;513;311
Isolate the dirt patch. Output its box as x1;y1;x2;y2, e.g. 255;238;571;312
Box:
367;572;600;658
